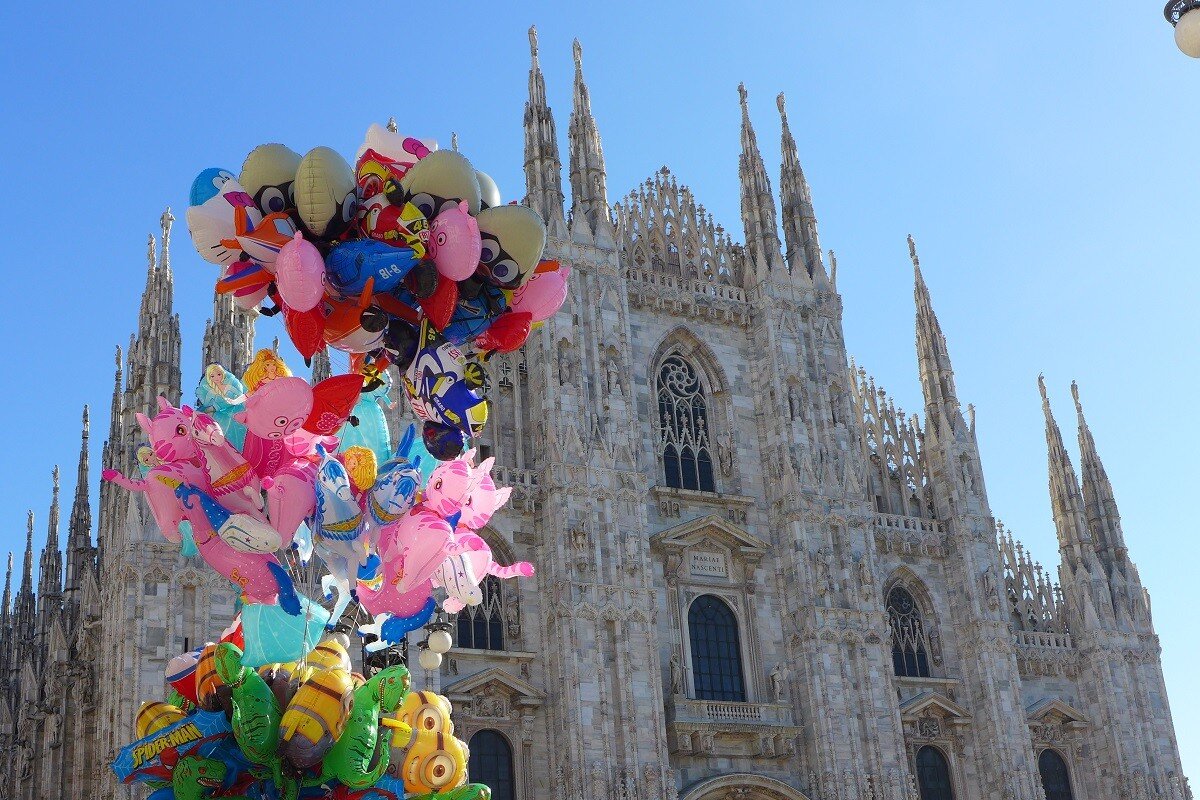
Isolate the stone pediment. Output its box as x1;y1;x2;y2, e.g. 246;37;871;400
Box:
899;691;972;724
1026;697;1087;726
651;514;768;558
443;667;545;708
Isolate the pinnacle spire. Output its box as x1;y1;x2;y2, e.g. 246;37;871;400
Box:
202;289;256;377
310;348;332;384
568;37;612;245
2;553;11;619
912;236;961;425
777;92;820;287
737;84;785;279
159;207;175;276
523;25;566;234
128;212;182;450
67;405;93;594
1072;381;1131;573
19;511;33;596
1040;376;1092;569
39;467;64;608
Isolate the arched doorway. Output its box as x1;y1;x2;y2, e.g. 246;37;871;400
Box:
915;745;955;800
680;773;811;800
467;729;514;800
687;594;746;701
1038;748;1074;800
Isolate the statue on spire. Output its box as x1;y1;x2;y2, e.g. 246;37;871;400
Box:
451;132;459;152
572;38;583;71
160;206;175;269
907;233;920;269
777;91;787;118
529;24;539;60
738;82;748;109
386;117;398;133
146;233;157;272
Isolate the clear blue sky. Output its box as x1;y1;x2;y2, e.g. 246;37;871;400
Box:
1;1;1195;776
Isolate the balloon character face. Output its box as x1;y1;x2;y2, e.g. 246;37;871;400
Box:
476;204;548;289
423;455;480;519
511;260;571;323
400;730;469;794
368;453;422;526
189;168;235;206
135;397;201;465
459;468;512;532
186;176;260;266
294;146;356;239
235;211;297;269
236;377;312;440
426;201;481;282
239;143;302;217
314;446;364;541
397;690;454;735
398;150;482;217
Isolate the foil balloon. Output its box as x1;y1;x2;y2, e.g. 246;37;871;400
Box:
472;309;533;354
278;664;354;769
355;122;434;167
325;238;421;296
274;231;326;312
189;168;235;207
166;648;203;705
321;665;412;789
305;373;363;436
294;146;356;239
397;149;482;216
136;701;188;740
235;377;313;441
239;143;302;217
422;421;469;462
398;730;476;797
511;259;571;322
195;364;247;451
241;349;292;392
338;373;393;467
403;321;489;442
216;259;271;312
186;175;260;267
476;170;501;209
283;304;326;361
212;642;282;771
366;432;423;528
235;211;297;270
442;278;508;346
476;203;548;289
173;481;280;554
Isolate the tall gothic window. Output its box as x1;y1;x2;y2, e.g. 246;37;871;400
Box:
688;595;746;701
468;730;515;800
657;355;716;492
1038;749;1074;800
916;746;954;800
455;576;505;651
887;587;932;678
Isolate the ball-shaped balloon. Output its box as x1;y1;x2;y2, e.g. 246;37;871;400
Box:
476;204;548;289
295;146;356;239
475;170;501;209
399;150;482;216
274;232;326;312
422;422;467;461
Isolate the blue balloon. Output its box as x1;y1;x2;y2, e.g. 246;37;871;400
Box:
190;168;236;207
325;239;421;296
442;281;507;346
239;594;331;667
337;374;392;466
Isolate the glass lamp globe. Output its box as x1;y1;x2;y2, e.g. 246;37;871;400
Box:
1177;9;1200;57
419;648;443;671
428;629;454;654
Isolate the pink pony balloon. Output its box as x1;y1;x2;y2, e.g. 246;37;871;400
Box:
190;410;264;518
510;261;571;323
274;231;326;312
434;532;535;614
421;451;482;520
426;201;481;281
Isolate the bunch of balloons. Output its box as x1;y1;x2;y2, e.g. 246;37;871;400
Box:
114;636;488;800
186;123;569;459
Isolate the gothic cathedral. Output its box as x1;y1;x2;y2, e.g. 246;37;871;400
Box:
0;28;1189;800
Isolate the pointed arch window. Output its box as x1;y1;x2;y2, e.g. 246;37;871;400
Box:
915;746;954;800
657;355;716;492
455;575;505;651
887;586;931;678
1038;749;1074;800
468;730;514;800
688;594;746;701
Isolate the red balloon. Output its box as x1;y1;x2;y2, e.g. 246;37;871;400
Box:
304;373;363;435
473;310;532;353
420;276;458;331
284;304;326;360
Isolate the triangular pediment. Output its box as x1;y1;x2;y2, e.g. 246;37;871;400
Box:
651;514;768;556
443;667;544;706
1026;697;1087;726
899;691;971;723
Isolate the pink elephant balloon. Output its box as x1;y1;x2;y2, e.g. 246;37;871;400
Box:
426;201;482;281
510;260;570;323
274;231;326;312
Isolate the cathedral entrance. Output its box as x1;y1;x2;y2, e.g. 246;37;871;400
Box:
680;774;811;800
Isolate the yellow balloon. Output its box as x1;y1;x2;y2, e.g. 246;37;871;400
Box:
400;729;469;794
279;666;354;768
396;690;454;736
135;700;186;739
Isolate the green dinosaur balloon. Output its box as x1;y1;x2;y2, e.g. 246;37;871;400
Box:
212;642;282;778
168;754;252;800
321;664;413;788
408;787;493;800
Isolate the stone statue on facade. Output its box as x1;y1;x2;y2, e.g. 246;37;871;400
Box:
670;652;683;695
769;664;787;703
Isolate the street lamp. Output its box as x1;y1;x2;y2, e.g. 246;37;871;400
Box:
1166;1;1200;57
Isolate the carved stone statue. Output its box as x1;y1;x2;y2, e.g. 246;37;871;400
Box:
718;431;734;477
770;664;787;703
606;356;622;395
670;652;683;695
788;384;800;420
815;548;833;597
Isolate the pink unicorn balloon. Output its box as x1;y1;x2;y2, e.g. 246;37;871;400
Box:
190;409;264;518
434;532;534;614
427;200;482;281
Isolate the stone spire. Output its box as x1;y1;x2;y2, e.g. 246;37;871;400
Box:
123;211;182;473
1;553;11;623
567;37;613;246
911;235;965;433
776;92;821;288
523;25;567;236
37;468;63;613
98;347;123;568
1072;382;1129;568
201;290;256;377
310;348;332;384
737;84;786;280
13;513;35;635
66;406;93;597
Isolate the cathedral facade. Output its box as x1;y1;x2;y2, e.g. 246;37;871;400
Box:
0;28;1190;800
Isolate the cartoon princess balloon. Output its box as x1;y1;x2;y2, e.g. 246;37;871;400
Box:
195;364;248;450
242;349;292;393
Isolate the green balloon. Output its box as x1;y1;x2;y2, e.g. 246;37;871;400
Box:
321;664;411;788
213;642;282;781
